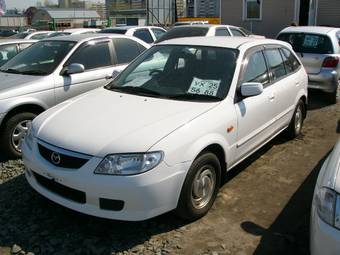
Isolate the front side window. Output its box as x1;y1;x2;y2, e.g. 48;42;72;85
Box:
280;48;300;73
0;44;18;66
277;33;334;54
67;42;112;70
151;28;166;40
264;49;287;80
113;38;146;64
133;29;154;43
243;51;269;85
230;28;246;37
0;41;76;75
106;45;238;101
244;0;262;20
215;28;231;36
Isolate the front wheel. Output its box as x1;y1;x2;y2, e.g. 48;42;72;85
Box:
285;100;305;139
175;152;221;221
0;112;37;158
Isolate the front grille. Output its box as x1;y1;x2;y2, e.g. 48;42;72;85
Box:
38;144;88;169
33;172;86;204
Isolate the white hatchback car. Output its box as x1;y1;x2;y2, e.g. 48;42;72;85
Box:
310;139;340;255
22;37;308;221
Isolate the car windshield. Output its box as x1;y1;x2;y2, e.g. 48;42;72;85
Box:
277;32;334;54
155;27;209;43
0;40;76;75
9;32;29;39
107;45;238;101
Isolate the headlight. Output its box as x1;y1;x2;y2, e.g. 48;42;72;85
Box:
94;152;163;175
24;124;35;150
315;187;340;229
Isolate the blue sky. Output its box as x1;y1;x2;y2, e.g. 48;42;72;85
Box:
6;0;103;10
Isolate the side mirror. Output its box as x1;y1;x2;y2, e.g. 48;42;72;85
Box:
240;82;263;97
62;63;85;76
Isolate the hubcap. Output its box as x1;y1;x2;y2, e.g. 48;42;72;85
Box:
11;120;32;152
191;167;216;209
294;106;302;134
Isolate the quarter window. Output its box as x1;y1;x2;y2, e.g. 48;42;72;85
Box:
264;49;287;80
19;43;32;51
280;48;300;73
215;28;231;36
244;0;262;20
67;42;112;70
133;29;154;43
113;38;146;64
243;51;269;85
151;28;166;40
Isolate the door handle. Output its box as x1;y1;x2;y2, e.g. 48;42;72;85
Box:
268;93;275;101
295;81;300;86
105;75;113;80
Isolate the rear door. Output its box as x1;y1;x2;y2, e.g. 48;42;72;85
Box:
54;39;115;104
277;32;334;74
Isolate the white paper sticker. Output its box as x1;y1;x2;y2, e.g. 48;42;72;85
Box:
188;77;221;96
123;77;150;87
303;35;319;47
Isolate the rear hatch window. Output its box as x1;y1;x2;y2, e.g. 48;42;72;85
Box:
155;27;209;43
277;32;334;54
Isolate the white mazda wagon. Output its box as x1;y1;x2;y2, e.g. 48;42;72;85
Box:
22;37;308;221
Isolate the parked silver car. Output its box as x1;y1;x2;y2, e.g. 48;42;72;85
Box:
0;34;149;157
277;26;340;103
0;39;36;66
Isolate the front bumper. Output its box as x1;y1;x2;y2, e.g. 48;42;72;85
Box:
310;204;340;255
22;139;189;221
308;70;339;93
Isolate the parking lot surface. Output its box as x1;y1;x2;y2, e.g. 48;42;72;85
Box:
0;92;339;255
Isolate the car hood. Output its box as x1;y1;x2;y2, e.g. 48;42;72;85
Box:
317;139;340;193
0;72;46;99
34;88;219;157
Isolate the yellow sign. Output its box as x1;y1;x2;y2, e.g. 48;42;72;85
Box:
177;17;221;24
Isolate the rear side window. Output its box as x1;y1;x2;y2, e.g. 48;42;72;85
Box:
280;48;300;73
133;29;154;43
264;49;287;80
230;28;246;37
113;38;145;64
155;27;209;43
277;33;334;54
67;42;112;70
151;28;166;40
215;28;231;36
243;51;269;85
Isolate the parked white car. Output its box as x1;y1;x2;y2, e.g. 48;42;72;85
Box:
99;26;167;44
310;139;340;255
9;31;53;40
277;26;340;103
22;37;308;221
48;28;100;38
0;34;149;157
155;24;265;43
0;39;36;66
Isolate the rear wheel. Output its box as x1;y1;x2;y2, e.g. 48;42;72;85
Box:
0;112;37;158
285;100;305;139
175;152;221;221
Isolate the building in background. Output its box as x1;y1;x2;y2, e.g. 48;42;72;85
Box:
184;0;219;18
31;8;100;29
0;0;6;16
176;0;186;18
106;0;174;26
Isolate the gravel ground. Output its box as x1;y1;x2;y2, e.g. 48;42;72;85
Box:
0;91;339;255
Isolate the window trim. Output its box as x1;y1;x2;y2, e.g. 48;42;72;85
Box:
243;0;263;21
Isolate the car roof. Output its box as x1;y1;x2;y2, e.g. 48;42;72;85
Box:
41;33;125;42
157;36;289;49
279;26;340;35
170;24;238;29
63;28;99;33
103;26;164;30
0;39;37;44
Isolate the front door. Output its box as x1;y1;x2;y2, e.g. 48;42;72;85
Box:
54;40;116;104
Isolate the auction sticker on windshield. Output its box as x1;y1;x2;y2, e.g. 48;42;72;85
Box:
188;77;221;96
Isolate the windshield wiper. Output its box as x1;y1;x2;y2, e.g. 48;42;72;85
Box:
0;68;22;74
20;70;48;75
110;86;161;96
168;93;222;101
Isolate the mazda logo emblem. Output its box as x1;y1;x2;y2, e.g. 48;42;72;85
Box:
51;152;61;165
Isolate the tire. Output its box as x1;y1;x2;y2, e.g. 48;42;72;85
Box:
285;100;305;139
175;152;221;221
327;91;337;105
0;112;37;158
